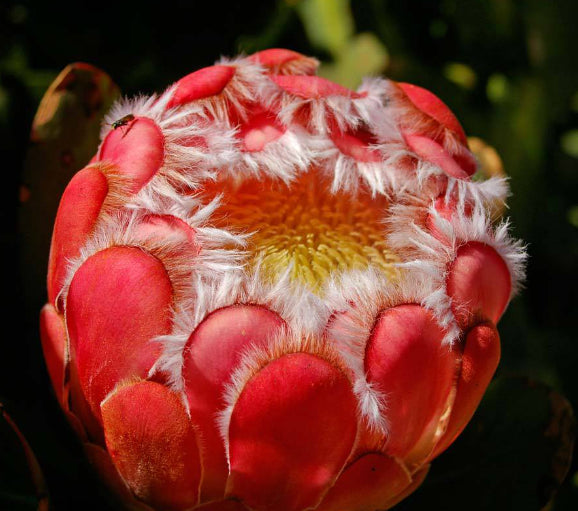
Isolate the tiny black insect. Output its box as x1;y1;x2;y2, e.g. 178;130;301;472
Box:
111;113;135;130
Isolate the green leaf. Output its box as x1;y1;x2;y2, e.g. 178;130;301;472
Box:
397;377;575;510
560;130;578;158
443;62;478;90
318;32;389;89
487;73;511;103
295;0;354;58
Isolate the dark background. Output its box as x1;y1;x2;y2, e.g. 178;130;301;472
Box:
1;0;577;509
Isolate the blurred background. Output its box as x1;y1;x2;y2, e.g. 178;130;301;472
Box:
1;0;577;509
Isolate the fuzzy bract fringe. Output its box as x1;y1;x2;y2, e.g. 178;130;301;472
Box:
59;50;527;450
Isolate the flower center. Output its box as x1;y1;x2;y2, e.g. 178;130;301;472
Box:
206;172;399;293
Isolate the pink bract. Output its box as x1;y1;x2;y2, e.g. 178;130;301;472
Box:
41;48;526;511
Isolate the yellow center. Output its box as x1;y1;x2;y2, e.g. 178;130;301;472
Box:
206;172;399;293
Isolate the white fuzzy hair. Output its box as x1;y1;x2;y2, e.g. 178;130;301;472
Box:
212;56;279;122
446;176;510;216
387;197;527;344
319;135;413;198
59;51;527;445
102;93;239;198
381;78;467;157
59;197;247;312
151;259;330;391
355;78;392;127
262;74;396;136
376;77;514;200
217;124;326;185
257;54;320;76
98;59;499;204
217;328;344;465
323;266;447;433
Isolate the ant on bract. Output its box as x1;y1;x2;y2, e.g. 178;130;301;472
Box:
110;113;136;138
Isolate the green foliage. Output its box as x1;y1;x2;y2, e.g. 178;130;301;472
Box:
318;32;389;89
296;0;354;57
295;0;388;88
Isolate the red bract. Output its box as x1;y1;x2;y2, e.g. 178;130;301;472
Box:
41;49;526;510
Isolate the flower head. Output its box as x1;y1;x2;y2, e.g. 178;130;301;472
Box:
41;48;526;511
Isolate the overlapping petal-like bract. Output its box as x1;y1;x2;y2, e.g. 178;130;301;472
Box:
41;48;526;510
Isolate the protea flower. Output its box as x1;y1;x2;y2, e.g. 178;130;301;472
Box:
40;49;526;511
